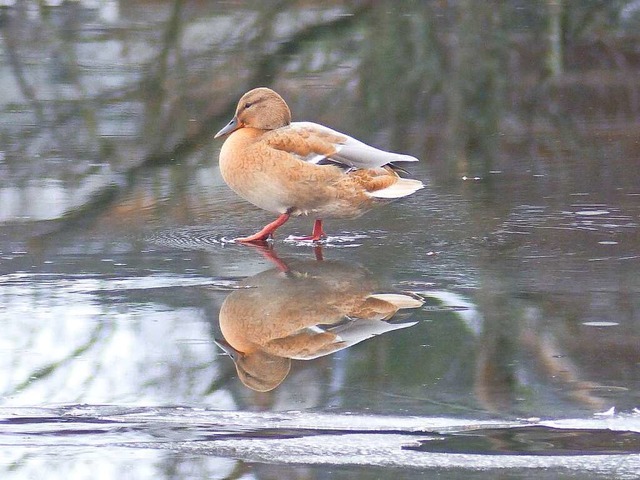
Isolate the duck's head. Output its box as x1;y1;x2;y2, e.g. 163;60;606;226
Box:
214;87;292;138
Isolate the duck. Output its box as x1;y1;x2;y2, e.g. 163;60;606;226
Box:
214;87;423;243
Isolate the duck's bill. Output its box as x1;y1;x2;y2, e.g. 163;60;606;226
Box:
214;116;240;138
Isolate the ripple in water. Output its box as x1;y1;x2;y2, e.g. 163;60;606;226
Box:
283;232;371;248
148;227;372;250
146;226;237;250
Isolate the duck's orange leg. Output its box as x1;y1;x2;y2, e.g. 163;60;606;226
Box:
311;219;326;240
291;219;326;242
235;213;290;244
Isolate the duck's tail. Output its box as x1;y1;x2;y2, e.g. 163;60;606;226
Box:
368;177;424;199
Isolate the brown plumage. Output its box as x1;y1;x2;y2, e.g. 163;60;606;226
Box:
214;87;423;243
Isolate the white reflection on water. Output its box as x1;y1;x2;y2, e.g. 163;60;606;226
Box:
0;274;231;407
0;447;237;480
0;175;120;222
0;181;67;221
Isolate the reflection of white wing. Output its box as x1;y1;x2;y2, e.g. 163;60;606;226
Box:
290;319;417;360
290;292;423;360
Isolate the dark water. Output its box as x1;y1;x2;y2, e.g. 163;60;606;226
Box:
1;1;640;478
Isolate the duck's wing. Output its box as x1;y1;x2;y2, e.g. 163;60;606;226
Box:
263;121;419;170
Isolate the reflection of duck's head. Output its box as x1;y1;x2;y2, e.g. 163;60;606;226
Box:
216;339;290;392
217;253;423;391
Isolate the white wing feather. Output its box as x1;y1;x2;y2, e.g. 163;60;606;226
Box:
291;122;419;169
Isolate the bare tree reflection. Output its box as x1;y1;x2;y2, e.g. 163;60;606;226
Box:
1;1;639;226
0;0;638;421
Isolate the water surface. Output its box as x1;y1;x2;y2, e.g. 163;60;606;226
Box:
1;1;639;478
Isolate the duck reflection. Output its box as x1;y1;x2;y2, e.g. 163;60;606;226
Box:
216;247;423;392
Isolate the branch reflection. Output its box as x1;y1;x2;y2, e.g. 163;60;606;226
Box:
215;246;423;392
